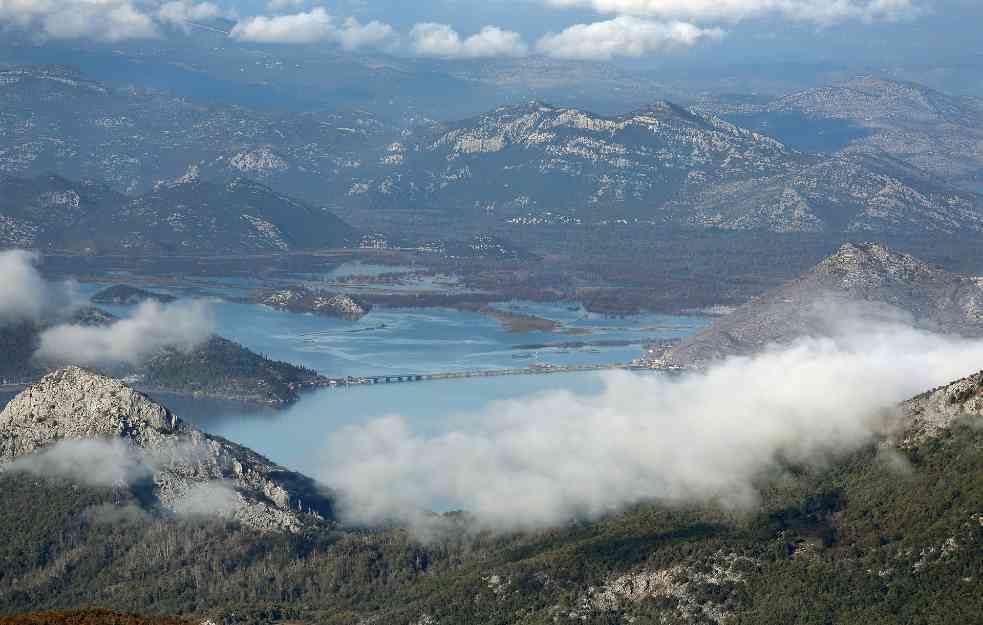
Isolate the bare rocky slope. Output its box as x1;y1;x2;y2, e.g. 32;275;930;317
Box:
351;100;795;216
705;76;983;187
351;99;983;235
901;369;983;446
666;242;983;366
0;367;333;532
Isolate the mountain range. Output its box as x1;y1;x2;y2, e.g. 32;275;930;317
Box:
352;100;983;236
4;66;983;244
706;76;983;190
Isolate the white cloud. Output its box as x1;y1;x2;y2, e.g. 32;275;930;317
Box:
409;23;529;59
6;439;152;487
536;16;723;60
335;17;398;51
322;314;983;533
0;250;48;326
157;0;222;27
230;6;396;50
0;250;79;327
230;6;332;43
6;440;242;519
170;480;243;518
0;0;160;41
35;299;214;368
544;0;921;24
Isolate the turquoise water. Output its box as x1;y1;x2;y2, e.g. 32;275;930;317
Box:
80;284;707;378
75;282;708;476
203;371;608;477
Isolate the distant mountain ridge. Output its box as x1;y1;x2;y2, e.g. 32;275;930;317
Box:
0;173;355;253
350;99;795;216
666;243;983;365
350;99;983;236
0;64;393;202
4;65;983;240
705;76;983;187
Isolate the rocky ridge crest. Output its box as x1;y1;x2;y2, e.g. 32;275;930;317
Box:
665;243;983;366
900;370;983;445
0;367;333;532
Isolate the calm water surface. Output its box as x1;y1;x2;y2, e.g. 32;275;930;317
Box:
68;282;709;476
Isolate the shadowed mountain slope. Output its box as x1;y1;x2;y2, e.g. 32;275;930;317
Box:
666;243;983;366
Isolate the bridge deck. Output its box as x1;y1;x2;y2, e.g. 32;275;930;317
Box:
323;362;673;387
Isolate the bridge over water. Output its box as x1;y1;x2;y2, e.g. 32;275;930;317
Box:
323;362;676;387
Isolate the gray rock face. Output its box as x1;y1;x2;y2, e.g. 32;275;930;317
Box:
0;367;333;532
900;370;983;444
666;243;983;366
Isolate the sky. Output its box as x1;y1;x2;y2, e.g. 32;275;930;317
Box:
0;1;980;67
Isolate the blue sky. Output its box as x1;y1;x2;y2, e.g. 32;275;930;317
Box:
1;1;981;67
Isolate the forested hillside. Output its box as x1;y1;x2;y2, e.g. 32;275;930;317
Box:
1;371;980;625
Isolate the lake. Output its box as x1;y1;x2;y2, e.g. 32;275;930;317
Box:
35;283;710;477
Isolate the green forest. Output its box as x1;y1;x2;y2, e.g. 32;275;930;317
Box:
1;421;980;625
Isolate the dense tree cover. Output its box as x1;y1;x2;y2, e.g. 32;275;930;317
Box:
139;336;323;404
0;610;192;624
1;421;980;625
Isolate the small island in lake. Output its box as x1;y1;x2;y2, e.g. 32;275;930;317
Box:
254;287;371;320
91;284;177;305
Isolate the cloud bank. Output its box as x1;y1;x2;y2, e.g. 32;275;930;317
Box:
0;250;49;326
0;0;231;41
35;299;214;368
6;438;152;486
6;438;242;520
537;16;723;60
0;0;158;41
157;0;222;28
544;0;922;24
410;23;529;59
0;249;79;327
1;248;209;368
230;7;396;50
322;316;983;532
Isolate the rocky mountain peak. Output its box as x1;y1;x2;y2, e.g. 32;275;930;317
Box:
817;243;932;276
0;367;183;459
816;242;938;288
0;368;334;532
665;245;983;367
630;100;704;123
